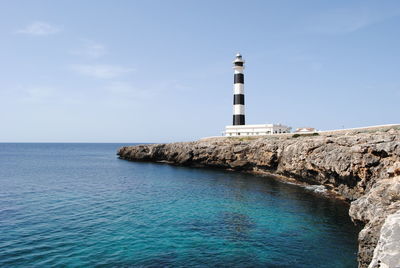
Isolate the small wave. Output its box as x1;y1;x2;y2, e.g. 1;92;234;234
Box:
305;185;327;194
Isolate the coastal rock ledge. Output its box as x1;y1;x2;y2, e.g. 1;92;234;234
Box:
118;129;400;267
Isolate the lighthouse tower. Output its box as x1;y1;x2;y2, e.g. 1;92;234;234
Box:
224;53;291;137
233;53;245;125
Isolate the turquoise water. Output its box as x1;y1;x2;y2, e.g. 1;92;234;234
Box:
0;143;360;267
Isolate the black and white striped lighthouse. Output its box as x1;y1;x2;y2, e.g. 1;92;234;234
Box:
232;53;245;125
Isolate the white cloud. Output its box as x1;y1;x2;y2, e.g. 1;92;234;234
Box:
307;8;400;34
70;64;134;79
16;21;60;36
71;41;107;58
1;85;60;103
311;11;373;34
105;81;136;94
104;81;151;99
103;80;189;100
25;86;55;100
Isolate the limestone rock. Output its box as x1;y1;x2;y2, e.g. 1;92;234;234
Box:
117;129;400;267
350;176;400;267
369;210;400;268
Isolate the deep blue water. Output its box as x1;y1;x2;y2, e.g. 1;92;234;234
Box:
0;143;360;267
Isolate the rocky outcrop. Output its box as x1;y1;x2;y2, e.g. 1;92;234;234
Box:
369;209;400;268
349;176;400;267
117;129;400;267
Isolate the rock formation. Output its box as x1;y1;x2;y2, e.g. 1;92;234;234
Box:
369;209;400;268
117;128;400;267
350;176;400;267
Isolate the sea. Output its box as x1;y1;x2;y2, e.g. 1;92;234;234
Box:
0;143;360;267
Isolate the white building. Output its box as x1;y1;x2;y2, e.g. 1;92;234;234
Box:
223;53;291;137
295;127;317;133
225;124;291;137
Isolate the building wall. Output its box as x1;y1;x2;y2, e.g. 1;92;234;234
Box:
225;124;291;136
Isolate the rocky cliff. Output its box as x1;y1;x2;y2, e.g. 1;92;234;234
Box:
117;129;400;267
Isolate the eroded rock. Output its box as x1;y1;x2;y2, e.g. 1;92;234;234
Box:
117;129;400;267
350;177;400;267
369;210;400;268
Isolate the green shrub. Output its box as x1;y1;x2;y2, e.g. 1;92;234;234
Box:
292;132;319;138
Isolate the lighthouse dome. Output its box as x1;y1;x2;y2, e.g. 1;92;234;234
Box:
233;53;244;64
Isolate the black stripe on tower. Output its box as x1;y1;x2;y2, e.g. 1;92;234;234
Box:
233;94;244;105
233;115;245;125
234;73;244;84
234;62;243;67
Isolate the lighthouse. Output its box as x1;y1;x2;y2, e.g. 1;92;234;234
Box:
233;53;245;125
224;53;292;136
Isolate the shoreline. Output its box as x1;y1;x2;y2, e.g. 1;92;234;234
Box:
153;160;349;201
118;127;400;267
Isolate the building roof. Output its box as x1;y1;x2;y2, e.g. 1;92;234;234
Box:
295;127;316;132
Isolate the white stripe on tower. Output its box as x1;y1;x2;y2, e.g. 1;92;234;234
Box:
233;84;244;95
233;104;245;115
232;53;245;125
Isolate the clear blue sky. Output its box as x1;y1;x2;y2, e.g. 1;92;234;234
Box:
1;0;399;142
